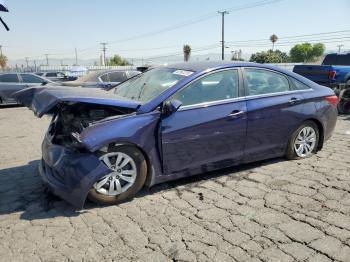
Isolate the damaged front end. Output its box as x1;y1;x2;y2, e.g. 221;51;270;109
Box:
48;102;135;150
12;86;147;208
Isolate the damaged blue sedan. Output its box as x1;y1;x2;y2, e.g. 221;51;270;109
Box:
14;61;338;208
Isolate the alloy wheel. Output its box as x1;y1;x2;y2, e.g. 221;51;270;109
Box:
94;152;137;196
294;126;317;157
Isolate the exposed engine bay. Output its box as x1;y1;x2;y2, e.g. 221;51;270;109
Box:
49;102;135;148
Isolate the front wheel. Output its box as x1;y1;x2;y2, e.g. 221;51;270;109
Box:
88;145;147;205
286;121;319;160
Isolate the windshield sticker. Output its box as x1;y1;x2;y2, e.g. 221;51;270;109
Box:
173;70;194;77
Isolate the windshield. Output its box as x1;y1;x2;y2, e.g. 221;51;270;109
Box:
113;68;193;103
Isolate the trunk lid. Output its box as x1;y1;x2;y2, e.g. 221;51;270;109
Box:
12;86;141;117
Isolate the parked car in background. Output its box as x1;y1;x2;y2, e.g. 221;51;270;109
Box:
0;72;55;105
62;69;141;89
14;61;338;208
36;71;78;82
293;53;350;87
293;53;350;113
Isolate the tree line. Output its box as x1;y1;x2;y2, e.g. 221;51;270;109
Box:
247;34;326;63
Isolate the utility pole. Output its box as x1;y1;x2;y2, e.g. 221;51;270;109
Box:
34;60;37;72
25;57;29;69
45;54;49;66
337;44;344;53
218;10;229;60
100;42;108;66
75;48;78;65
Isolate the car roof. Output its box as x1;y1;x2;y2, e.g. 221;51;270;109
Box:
166;61;260;72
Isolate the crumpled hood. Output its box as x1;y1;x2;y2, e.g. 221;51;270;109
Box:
12;86;141;117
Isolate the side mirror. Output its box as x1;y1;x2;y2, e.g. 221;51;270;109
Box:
163;99;182;116
41;80;49;86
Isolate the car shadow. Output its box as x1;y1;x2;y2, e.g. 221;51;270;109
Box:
0;158;284;221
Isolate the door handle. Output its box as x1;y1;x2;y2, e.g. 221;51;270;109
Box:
228;110;244;118
289;97;301;105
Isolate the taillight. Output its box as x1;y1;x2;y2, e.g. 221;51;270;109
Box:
325;95;338;106
328;70;336;80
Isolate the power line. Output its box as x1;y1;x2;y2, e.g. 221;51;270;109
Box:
107;0;283;46
226;36;350;47
44;0;283;56
134;43;221;61
226;30;350;44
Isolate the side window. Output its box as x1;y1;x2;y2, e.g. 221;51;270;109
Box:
290;78;311;90
0;74;19;83
245;69;290;96
45;72;57;77
172;70;239;107
21;74;44;83
108;72;126;82
99;73;110;82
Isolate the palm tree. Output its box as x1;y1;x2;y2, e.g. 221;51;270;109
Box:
270;34;278;50
0;54;7;71
183;44;191;62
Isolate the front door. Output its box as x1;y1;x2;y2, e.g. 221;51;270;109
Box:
161;68;247;175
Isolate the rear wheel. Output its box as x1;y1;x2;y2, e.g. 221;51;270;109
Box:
88;145;147;205
286;121;319;159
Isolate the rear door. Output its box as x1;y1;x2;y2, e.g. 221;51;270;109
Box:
0;73;23;103
161;68;247;175
243;67;305;161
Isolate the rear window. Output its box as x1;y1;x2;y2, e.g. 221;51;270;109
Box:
108;72;126;82
289;77;311;90
0;74;19;83
322;54;350;66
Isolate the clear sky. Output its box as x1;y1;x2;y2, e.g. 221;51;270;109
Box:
1;0;350;63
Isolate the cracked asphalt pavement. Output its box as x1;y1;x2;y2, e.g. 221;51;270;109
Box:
1;107;350;262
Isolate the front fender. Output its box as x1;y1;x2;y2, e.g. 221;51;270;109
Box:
78;111;163;185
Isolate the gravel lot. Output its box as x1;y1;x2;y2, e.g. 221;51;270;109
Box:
0;106;350;262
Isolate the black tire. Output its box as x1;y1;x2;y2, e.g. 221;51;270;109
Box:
88;145;147;205
286;121;320;160
338;87;350;114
